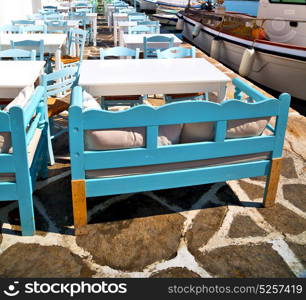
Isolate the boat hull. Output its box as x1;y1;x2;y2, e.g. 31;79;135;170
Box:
152;13;178;25
140;0;157;11
180;15;306;101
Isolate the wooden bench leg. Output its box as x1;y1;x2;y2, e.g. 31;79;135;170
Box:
263;158;283;208
71;179;87;234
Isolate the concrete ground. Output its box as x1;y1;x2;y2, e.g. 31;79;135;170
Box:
0;14;305;278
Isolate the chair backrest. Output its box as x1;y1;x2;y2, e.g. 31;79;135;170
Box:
67;28;87;59
68;12;87;26
118;8;136;14
128;25;151;35
137;21;160;33
143;35;174;59
43;5;58;12
11;40;45;61
157;46;196;59
128;14;147;22
0;48;36;61
43;13;63;21
74;2;89;7
100;46;140;59
45;20;69;33
42;66;79;97
23;25;47;34
76;8;92;13
0;25;23;33
11;20;35;26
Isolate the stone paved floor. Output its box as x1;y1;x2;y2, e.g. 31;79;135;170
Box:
0;15;305;278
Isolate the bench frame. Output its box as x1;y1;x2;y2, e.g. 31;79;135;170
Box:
69;78;290;234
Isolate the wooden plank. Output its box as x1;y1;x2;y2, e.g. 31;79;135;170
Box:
71;179;87;229
263;158;283;207
84;136;275;170
86;160;270;197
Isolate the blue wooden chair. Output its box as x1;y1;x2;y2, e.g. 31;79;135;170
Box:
156;46;206;102
11;39;45;61
50;28;87;68
128;14;148;22
68;79;291;234
11;20;35;26
138;21;160;33
99;47;144;110
45;20;69;34
128;25;151;34
99;46;140;59
68;12;92;44
0;49;36;61
42;13;63;21
143;35;174;59
42;66;79;165
0;86;49;235
0;25;22;33
43;5;58;13
117;8;136;13
23;25;47;34
157;46;196;59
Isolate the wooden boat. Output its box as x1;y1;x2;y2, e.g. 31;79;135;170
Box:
178;0;306;101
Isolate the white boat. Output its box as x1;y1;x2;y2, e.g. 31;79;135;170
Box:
153;0;202;25
179;0;306;101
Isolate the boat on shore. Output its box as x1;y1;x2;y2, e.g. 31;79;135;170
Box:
178;0;306;101
152;0;203;25
140;0;158;12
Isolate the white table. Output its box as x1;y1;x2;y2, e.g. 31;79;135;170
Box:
107;7;134;27
114;21;161;46
0;33;67;72
122;33;182;50
0;61;45;98
70;4;93;12
79;58;231;100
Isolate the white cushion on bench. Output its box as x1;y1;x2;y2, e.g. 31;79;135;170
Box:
0;128;42;182
0;86;35;153
180;117;270;143
82;91;183;150
85;124;183;150
86;152;270;179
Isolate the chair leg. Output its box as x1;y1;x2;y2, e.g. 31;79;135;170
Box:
46;123;55;165
263;158;283;207
71;179;87;234
18;194;35;236
39;140;49;179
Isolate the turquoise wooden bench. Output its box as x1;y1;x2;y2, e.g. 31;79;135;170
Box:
69;78;290;234
0;86;49;236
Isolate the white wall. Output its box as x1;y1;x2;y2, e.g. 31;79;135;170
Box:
0;0;35;26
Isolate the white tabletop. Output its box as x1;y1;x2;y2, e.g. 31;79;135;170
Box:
79;58;231;97
0;61;45;98
0;34;66;49
117;21;138;27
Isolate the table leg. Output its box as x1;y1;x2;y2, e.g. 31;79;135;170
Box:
114;24;118;46
93;16;97;47
218;85;227;102
55;49;63;98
